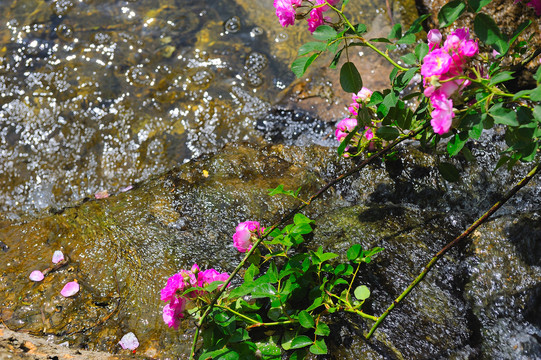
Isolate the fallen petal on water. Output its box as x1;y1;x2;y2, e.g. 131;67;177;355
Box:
119;332;139;350
52;250;64;264
29;270;44;282
61;281;79;297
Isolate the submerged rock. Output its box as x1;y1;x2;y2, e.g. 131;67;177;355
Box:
0;140;540;358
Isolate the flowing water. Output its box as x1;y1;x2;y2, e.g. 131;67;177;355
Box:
0;0;414;221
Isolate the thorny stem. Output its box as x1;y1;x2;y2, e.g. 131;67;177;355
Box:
189;124;428;359
366;162;541;339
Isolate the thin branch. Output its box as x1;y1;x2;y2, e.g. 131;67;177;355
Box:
366;162;540;339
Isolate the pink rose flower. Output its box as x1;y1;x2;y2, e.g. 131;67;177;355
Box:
427;29;442;51
352;87;373;103
421;48;452;78
162;297;186;329
61;280;80;297
274;0;297;27
233;221;262;253
335;118;358;142
307;7;324;33
29;270;44;282
364;127;374;140
430;94;455;135
198;269;230;289
348;102;359;116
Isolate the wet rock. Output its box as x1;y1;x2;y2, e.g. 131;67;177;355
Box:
0;139;540;358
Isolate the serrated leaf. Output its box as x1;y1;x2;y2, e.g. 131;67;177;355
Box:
404;14;431;35
290;336;313;349
297;41;327;56
474;13;508;54
291;53;319;78
312;25;338;41
400;53;418;65
531;86;541;101
340;61;363;93
294;213;313;225
438;162;460;182
252;283;277;299
347;244;362;261
315;323;330;336
396;33;416;44
489;71;514;85
354;285;371;300
309;338;328;355
389;23;402;39
415;42;429;62
489;103;518;126
447;132;468;156
507;20;531;54
438;0;466;27
298;311;315;329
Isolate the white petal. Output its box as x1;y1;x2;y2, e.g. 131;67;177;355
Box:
119;332;139;350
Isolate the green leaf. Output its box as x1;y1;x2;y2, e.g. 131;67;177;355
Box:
535;66;541;83
268;262;278;283
512;89;532;100
489;103;518;126
291;55;315;78
245;263;259;282
489;71;514;85
531;86;541;101
294;213;313;225
337;125;360;156
468;0;493;12
393;68;419;91
354;285;371;300
297;41;327;56
400;53;418;65
347;244;362;261
312;25;338;41
198;347;240;360
415;42;429;62
369;37;392;43
298;310;315;329
291;223;313;235
447;132;469;156
309;338;328;355
290;336;313;349
267;307;284;322
474;13;508;54
252;283;277;299
376;126;400;140
319;252;338;263
533;105;541;122
438;162;460;182
315;323;331;336
396;33;416;44
507;20;531;53
404;14;431;35
438;0;467;27
389;23;402;39
268;184;285;196
340;61;363;93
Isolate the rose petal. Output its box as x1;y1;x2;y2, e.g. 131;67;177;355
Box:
119;332;139;350
29;270;44;282
61;281;80;297
52;250;64;264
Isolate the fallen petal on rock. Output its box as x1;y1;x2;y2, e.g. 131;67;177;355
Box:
119;332;139;350
29;270;44;282
52;250;64;264
61;281;79;297
94;190;109;199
